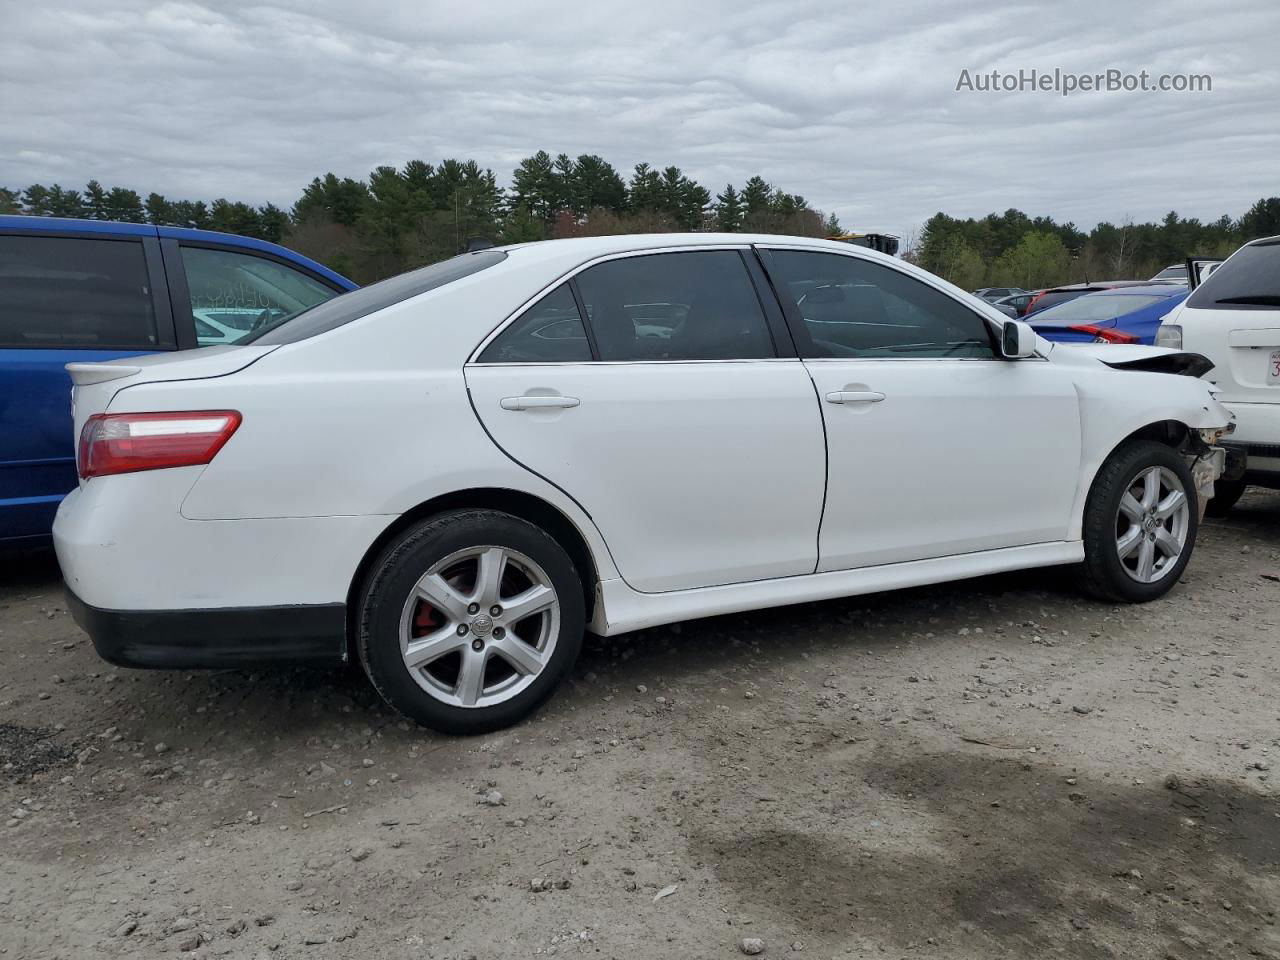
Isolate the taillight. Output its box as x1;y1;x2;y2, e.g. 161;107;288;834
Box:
77;411;241;480
1067;324;1139;345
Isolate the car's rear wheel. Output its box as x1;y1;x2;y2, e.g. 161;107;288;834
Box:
1204;477;1247;518
357;509;584;734
1079;440;1198;603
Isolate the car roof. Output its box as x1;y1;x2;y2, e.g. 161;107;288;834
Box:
0;215;356;289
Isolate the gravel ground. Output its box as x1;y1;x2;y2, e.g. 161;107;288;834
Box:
2;492;1278;960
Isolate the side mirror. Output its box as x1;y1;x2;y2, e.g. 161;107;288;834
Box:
1000;320;1037;359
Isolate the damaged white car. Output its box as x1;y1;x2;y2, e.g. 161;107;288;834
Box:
54;234;1231;733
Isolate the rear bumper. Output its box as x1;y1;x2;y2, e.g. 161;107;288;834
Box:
1219;401;1280;476
66;587;346;669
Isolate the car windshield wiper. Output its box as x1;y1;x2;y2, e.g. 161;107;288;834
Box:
1214;295;1280;306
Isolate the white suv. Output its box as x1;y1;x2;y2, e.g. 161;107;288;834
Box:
1157;236;1280;514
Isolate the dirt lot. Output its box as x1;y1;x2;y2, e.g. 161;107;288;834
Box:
2;494;1278;960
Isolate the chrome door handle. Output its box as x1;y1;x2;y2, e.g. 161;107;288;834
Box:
825;390;885;404
499;395;581;411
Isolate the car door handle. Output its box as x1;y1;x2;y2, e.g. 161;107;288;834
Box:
499;395;581;411
825;390;885;404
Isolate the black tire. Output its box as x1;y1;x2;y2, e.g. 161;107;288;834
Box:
1204;477;1247;518
357;509;584;735
1079;440;1199;603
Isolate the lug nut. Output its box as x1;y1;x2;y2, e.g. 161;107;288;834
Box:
457;624;469;636
493;627;505;639
490;605;502;617
468;602;480;615
471;639;484;651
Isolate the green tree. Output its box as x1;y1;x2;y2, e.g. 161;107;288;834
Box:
569;154;626;215
1241;197;1280;240
990;231;1072;289
105;187;146;222
292;173;369;226
83;180;109;219
21;184;50;215
0;187;19;214
145;192;174;225
258;203;289;243
715;184;743;232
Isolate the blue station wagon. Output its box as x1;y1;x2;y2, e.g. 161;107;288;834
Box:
0;217;356;545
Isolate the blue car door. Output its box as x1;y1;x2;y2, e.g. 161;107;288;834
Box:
0;228;175;543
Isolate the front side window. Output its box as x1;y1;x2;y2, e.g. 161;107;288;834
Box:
0;235;158;349
478;284;591;363
574;251;775;361
181;246;338;346
767;250;995;359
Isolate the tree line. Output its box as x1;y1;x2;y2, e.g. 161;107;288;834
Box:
913;200;1280;290
1;153;839;284
5;161;1277;291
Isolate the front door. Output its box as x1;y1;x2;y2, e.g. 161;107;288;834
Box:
465;248;826;593
761;246;1080;572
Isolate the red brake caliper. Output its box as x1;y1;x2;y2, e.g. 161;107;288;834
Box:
413;602;441;638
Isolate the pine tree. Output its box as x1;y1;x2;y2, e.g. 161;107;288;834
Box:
22;184;50;215
84;180;108;219
715;184;743;232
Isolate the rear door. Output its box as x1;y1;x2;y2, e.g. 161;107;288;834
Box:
760;246;1080;571
465;247;826;593
0;229;173;541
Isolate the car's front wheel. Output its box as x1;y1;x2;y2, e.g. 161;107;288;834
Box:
357;509;584;734
1079;440;1198;603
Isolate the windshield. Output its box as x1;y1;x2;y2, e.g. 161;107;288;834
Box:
1033;293;1170;323
247;250;508;344
1186;240;1280;311
1151;265;1186;281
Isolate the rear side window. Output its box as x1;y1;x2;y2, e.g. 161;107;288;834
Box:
250;250;507;344
478;284;592;363
181;246;337;346
1187;241;1280;310
0;235;158;349
574;251;775;361
767;250;996;358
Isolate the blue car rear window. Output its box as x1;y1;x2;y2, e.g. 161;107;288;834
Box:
248;250;508;345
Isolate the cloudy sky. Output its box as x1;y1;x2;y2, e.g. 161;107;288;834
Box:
1;0;1276;237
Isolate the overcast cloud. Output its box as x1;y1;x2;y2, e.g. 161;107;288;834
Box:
1;0;1277;237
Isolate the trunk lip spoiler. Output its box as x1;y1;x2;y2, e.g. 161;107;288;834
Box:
66;363;144;386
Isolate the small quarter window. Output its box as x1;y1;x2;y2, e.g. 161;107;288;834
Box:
478;284;592;363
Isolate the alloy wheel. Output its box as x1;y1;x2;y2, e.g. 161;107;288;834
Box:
1115;466;1190;584
397;545;560;707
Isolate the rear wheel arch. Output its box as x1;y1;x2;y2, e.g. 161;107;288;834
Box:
346;488;600;650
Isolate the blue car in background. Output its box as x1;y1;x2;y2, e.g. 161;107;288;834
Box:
1027;284;1189;345
0;216;356;545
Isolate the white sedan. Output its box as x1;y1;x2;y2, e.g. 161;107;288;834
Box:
55;233;1231;733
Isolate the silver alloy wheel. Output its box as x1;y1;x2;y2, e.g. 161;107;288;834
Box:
397;545;560;708
1115;466;1190;584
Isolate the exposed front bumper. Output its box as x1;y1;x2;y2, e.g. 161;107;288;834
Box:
65;587;347;669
